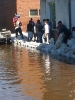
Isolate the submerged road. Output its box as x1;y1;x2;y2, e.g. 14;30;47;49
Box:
0;44;75;100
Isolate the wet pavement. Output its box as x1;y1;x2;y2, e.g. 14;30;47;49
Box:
0;44;75;100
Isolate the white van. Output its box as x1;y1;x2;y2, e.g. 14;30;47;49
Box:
0;29;11;43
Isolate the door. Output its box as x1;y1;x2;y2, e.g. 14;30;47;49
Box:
50;2;56;29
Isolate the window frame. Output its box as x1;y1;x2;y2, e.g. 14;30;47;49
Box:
29;9;38;17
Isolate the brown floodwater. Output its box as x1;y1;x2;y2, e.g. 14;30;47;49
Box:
0;44;75;100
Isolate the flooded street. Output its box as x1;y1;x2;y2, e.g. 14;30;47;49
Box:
0;44;75;100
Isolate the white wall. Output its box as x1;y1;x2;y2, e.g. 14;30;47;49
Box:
55;0;69;28
46;0;50;19
40;0;70;28
40;0;46;22
71;0;75;28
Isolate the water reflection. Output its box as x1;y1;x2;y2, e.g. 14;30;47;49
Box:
0;44;75;100
16;47;46;100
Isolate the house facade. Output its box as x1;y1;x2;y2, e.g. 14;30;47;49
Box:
40;0;75;30
0;0;40;32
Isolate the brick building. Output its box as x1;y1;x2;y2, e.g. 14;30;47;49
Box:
0;0;40;32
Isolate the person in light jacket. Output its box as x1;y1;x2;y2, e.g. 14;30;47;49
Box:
42;20;50;43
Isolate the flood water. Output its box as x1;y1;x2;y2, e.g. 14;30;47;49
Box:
0;44;75;100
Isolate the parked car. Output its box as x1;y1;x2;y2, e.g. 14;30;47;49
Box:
0;29;11;43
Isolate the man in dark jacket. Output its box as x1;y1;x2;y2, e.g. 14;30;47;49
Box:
27;21;34;41
58;21;71;44
36;20;43;43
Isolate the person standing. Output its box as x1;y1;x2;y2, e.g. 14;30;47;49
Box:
14;16;23;39
36;20;43;43
42;20;50;43
30;18;35;27
42;19;45;34
27;21;34;41
46;19;52;39
33;24;37;42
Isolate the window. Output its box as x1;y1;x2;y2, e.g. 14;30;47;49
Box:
30;10;38;16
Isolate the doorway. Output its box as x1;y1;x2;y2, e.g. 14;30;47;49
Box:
50;2;56;29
